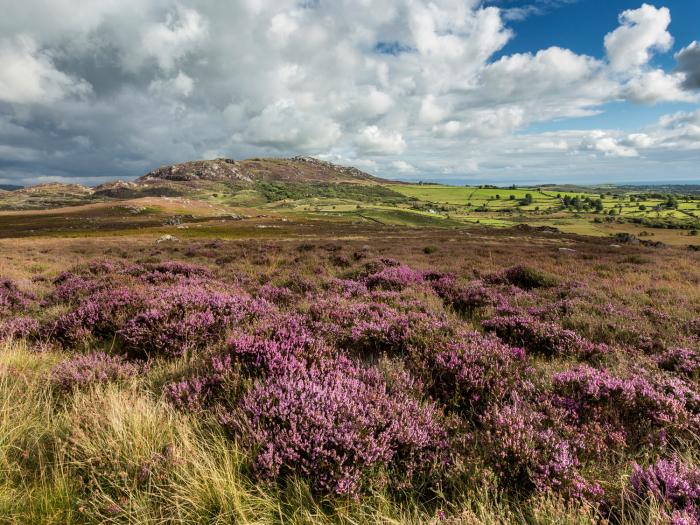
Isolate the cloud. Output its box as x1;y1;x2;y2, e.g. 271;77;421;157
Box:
139;4;209;71
391;160;416;173
676;41;700;90
604;4;672;72
0;35;91;104
623;69;696;104
0;1;698;186
242;99;342;151
354;126;406;155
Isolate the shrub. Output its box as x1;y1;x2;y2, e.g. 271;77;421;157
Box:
418;331;530;418
430;276;509;315
119;287;266;357
0;278;34;315
551;366;699;453
480;396;602;501
229;355;447;496
50;352;140;392
629;458;700;524
51;287;145;347
487;266;559;290
0;316;40;341
482;315;608;360
364;265;425;291
657;348;700;379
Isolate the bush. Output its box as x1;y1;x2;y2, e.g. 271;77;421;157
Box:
417;331;530;418
482;315;608;360
50;352;140;392
629;458;700;524
486;266;558;290
228;355;447;496
0;278;34;315
551;366;699;453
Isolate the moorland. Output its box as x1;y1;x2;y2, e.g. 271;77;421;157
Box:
1;157;700;524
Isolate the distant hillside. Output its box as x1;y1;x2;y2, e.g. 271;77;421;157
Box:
136;156;386;185
0;184;23;191
0;183;95;210
0;157;397;210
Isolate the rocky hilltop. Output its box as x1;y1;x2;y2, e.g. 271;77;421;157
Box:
137;156;384;184
0;156;394;210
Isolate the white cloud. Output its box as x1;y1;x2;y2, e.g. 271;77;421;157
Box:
0;1;699;185
0;35;91;104
242;99;342;151
623;69;696;104
140;4;208;71
354;126;406;155
391;160;416;173
604;4;672;72
580;131;639;158
148;71;195;97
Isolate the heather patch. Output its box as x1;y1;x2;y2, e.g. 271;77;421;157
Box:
629;458;700;524
482;315;609;360
229;355;447;496
0;278;34;315
50;352;140;392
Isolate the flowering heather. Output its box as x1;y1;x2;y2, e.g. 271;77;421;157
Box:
50;352;140;392
0;316;40;341
658;347;700;379
630;458;700;524
223;313;333;375
552;366;698;452
119;286;269;357
43;273;105;306
324;278;369;298
127;261;214;284
486;265;559;290
482;315;608;360
258;283;295;306
51;287;145;346
164;375;223;412
0;278;34;315
419;331;530;418
308;296;447;356
364;264;425;291
232;355;446;496
480;397;602;500
429;275;509;315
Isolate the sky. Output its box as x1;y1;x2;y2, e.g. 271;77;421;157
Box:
0;0;699;187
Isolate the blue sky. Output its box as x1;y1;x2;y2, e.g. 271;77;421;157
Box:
0;0;699;186
495;0;700;137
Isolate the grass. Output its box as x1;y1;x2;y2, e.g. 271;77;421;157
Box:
0;340;688;524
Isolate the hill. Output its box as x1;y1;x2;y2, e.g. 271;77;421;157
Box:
0;157;391;210
136;156;386;185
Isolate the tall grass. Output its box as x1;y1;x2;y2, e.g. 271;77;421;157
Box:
0;341;684;524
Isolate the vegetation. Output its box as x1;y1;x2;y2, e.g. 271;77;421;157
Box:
1;227;699;524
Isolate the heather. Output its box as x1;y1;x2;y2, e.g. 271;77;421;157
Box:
1;233;700;524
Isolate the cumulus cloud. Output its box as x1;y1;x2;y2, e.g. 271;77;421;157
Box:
604;4;672;72
354;126;406;155
0;35;91;104
0;1;698;185
676;41;700;90
623;69;696;104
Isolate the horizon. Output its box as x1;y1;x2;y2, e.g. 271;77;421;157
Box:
1;1;699;186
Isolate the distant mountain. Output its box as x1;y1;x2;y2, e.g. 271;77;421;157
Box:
0;184;23;191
